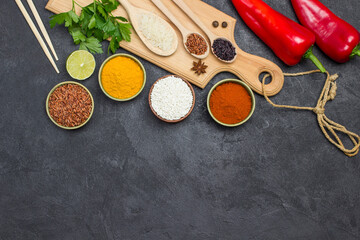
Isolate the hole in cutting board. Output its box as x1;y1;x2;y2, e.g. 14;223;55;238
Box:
258;71;273;85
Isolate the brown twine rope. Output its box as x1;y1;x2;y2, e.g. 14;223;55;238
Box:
262;70;360;157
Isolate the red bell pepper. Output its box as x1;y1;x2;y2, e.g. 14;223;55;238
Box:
291;0;360;63
231;0;326;72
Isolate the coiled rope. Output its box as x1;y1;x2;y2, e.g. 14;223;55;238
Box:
262;70;360;157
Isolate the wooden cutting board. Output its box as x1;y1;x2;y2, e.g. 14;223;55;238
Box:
46;0;284;96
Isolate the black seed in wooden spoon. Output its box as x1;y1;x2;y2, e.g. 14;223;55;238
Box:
212;39;236;61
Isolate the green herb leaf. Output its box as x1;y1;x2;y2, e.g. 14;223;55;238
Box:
114;16;128;22
118;23;132;42
69;26;86;44
64;11;76;27
84;2;95;13
108;0;118;5
88;15;96;29
50;13;67;28
49;0;131;54
108;37;120;54
102;0;119;13
102;19;117;35
103;33;110;40
94;14;106;29
80;9;92;31
68;10;79;23
93;29;106;41
97;5;107;20
80;37;103;54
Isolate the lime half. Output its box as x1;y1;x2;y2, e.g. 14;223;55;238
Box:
66;50;96;80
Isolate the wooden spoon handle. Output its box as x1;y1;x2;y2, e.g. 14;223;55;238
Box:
151;0;188;34
172;0;215;40
118;0;133;14
227;49;284;96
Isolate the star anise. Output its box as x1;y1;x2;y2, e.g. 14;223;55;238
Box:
191;60;208;75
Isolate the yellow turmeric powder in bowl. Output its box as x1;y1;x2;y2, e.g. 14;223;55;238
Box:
99;54;146;101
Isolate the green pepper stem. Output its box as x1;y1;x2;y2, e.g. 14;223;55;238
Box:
355;49;360;57
303;47;326;73
350;43;360;58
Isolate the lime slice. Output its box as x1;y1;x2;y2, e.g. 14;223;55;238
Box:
66;50;96;80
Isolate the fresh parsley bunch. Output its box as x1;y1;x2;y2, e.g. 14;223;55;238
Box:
50;0;132;54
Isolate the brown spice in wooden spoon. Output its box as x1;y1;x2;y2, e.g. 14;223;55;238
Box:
185;33;208;55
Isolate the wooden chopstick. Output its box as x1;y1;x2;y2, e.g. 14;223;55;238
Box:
27;0;59;61
14;0;60;74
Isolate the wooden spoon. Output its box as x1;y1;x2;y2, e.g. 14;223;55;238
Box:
118;0;178;56
172;0;237;63
150;0;209;59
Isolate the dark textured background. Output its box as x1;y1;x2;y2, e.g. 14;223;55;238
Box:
1;0;360;239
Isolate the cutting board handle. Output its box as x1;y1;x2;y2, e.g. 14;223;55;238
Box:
223;47;284;96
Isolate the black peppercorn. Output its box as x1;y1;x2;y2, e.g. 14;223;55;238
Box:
212;39;236;61
212;21;219;28
222;21;228;28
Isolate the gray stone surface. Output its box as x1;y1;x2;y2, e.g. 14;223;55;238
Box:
1;0;360;239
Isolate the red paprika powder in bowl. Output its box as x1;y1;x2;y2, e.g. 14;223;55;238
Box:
207;79;255;127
